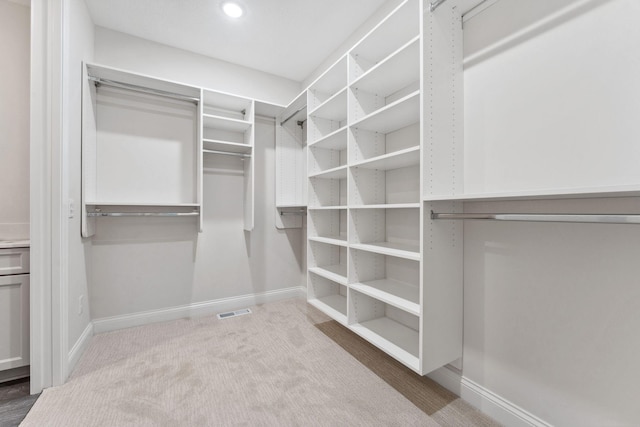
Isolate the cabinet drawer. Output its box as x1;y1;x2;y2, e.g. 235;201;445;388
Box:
0;248;30;276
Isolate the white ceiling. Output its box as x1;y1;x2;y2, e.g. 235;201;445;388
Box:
84;0;388;82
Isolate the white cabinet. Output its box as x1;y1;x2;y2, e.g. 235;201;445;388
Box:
0;247;29;373
305;0;463;375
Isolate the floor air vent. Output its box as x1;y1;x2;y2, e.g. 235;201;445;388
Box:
217;308;252;320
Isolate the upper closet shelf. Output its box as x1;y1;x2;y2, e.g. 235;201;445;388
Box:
351;91;420;134
309;165;348;180
350;36;420;96
423;184;640;202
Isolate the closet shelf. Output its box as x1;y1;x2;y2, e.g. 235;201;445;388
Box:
351;91;420;134
423;184;640;202
350;242;420;261
350;318;419;371
308;206;348;211
350;36;420;96
202;139;252;154
351;146;420;171
309;265;348;285
309;56;348;98
203;114;252;132
85;202;200;207
350;279;420;316
308;296;348;325
308;236;348;247
309;165;348;180
308;87;348;121
349;203;420;210
308;127;348;150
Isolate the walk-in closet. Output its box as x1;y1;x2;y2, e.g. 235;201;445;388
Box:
4;0;640;425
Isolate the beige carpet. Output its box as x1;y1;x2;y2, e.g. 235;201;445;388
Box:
21;299;499;426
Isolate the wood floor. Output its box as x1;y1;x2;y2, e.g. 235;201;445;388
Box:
0;378;39;427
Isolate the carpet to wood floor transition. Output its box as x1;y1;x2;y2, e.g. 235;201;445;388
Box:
20;298;500;426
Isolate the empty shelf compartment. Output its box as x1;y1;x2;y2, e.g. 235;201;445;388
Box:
350;164;419;206
309;174;347;208
349;289;419;371
308;274;348;324
309;209;348;245
308;240;348;285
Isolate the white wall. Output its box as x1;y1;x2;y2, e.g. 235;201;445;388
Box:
90;118;305;319
63;0;94;366
0;0;30;239
94;27;301;106
461;0;640;425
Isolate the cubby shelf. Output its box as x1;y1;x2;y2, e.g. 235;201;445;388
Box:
350;36;420;96
308;206;347;211
308;88;348;121
350;242;420;261
308;127;348;150
309;165;348;180
85;202;200;207
350;91;420;134
350;279;420;316
309;265;348;285
308;236;348;247
202;139;252;154
351;146;420;171
202;114;252;132
308;296;348;325
350;318;419;371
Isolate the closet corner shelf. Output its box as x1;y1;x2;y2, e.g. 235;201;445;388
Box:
351;146;420;171
308;126;348;150
309;165;348;180
309;265;348;285
350;35;420;96
349;318;419;372
308;296;348;326
423;184;640;202
350;242;420;261
350;279;420;316
308;236;348;247
350;90;420;134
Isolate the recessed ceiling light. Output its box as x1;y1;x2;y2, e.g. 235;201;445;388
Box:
222;2;243;18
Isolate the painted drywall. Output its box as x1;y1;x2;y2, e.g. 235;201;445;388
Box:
0;0;30;239
94;27;301;107
89;118;305;318
462;0;640;425
63;0;94;359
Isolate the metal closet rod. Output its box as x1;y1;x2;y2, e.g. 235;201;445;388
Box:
203;149;251;158
90;76;200;104
431;211;640;225
280;105;307;126
88;211;199;217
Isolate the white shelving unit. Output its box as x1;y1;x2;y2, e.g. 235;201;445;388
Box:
304;0;461;375
82;63;262;235
201;89;255;231
81;63;202;237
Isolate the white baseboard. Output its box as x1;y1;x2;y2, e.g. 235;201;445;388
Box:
428;366;552;427
68;321;94;374
92;286;305;334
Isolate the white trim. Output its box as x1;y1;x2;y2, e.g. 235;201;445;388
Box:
93;287;305;334
67;322;93;374
428;366;552;427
